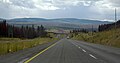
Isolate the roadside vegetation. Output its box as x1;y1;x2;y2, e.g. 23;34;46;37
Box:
0;37;58;55
71;28;120;48
0;20;60;55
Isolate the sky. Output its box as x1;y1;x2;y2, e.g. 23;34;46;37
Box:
0;0;120;21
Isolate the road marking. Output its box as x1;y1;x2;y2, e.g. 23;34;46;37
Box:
70;41;81;49
18;58;29;63
82;49;86;52
78;47;80;48
24;42;58;63
89;54;97;59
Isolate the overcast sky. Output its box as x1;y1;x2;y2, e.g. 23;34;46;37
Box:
0;0;120;21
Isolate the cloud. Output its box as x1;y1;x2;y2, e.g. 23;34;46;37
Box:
0;0;120;21
10;0;35;8
106;0;120;7
1;0;120;10
0;0;102;10
33;0;60;10
0;0;35;8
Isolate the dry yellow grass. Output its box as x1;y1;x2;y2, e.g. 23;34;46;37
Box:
72;28;120;48
0;37;58;55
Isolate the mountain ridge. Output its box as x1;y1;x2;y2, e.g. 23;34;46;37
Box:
6;18;112;24
0;18;112;30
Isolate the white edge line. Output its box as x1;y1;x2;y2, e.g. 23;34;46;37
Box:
89;54;97;59
82;49;86;52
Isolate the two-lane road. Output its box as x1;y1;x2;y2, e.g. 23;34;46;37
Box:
24;39;120;63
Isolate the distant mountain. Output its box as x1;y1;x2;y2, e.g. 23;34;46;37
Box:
8;18;111;24
9;18;48;22
49;18;111;24
0;18;5;21
1;18;112;30
99;20;120;31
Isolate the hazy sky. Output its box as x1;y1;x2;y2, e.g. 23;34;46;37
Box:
0;0;120;21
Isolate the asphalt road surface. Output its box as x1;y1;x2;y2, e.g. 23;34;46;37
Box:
0;40;57;63
25;39;120;63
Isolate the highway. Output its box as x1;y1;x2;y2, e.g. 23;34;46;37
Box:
24;39;120;63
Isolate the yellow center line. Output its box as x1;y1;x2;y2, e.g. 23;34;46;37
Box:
24;42;58;63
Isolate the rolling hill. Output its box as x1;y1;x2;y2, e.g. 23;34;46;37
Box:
8;18;110;24
0;18;5;21
1;18;112;30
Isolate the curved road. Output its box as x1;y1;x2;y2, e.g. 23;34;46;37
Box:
25;39;120;63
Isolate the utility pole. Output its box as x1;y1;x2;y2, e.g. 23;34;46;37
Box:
12;24;14;38
91;24;94;42
92;25;93;35
114;8;117;37
115;8;117;29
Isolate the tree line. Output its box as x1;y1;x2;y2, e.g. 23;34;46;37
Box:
0;20;47;39
70;20;120;33
98;20;120;31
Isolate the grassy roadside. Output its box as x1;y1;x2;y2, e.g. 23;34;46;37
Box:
71;28;120;48
0;37;58;55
